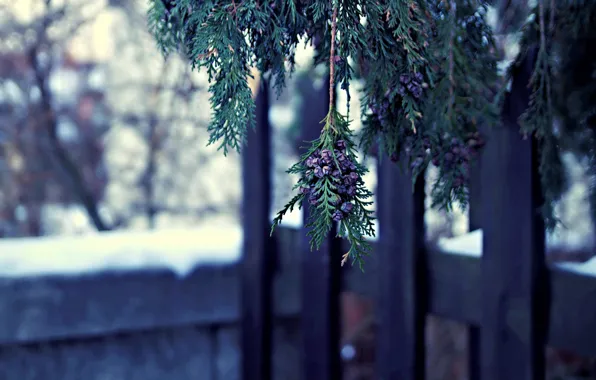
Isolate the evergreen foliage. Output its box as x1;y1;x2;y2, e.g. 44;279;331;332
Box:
148;0;596;267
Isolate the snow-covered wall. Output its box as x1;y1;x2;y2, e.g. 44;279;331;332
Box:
0;225;242;278
0;224;302;380
0;211;305;278
0;258;301;379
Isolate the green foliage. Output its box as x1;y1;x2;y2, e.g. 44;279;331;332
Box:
517;0;596;229
148;0;596;268
271;109;375;267
147;0;183;56
148;0;310;154
356;0;498;212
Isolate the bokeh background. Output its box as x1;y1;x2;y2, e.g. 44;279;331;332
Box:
0;0;595;379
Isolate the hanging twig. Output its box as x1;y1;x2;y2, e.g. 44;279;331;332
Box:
328;0;338;119
549;0;555;33
447;0;456;120
538;0;553;118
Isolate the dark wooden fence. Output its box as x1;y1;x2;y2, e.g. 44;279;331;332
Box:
0;258;303;380
2;54;592;380
240;55;596;379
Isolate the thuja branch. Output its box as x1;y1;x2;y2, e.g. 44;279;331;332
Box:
148;0;596;268
519;0;564;230
271;0;375;268
447;0;456;120
270;110;375;268
328;1;338;114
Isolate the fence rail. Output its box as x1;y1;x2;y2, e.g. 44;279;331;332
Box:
6;36;589;380
0;254;302;380
240;46;596;380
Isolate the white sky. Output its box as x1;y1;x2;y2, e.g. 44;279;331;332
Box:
6;0;116;61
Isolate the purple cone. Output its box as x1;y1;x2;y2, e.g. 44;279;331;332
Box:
341;202;354;213
332;210;344;221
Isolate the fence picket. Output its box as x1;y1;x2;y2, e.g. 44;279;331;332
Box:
241;80;275;380
376;157;426;380
468;135;483;380
297;74;343;380
480;47;549;380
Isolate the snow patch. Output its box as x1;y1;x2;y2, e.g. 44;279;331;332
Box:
269;105;295;129
438;229;596;277
437;229;483;257
274;208;303;229
0;211;308;279
438;229;595;257
6;207;592;279
557;256;596;277
0;226;243;278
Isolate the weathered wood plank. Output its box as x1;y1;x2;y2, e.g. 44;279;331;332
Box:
343;231;596;360
547;267;596;356
241;80;275;380
479;46;548;380
376;157;426;380
467;145;482;380
297;74;343;380
0;227;593;360
0;266;241;345
343;238;596;358
217;327;240;380
215;319;301;380
272;318;301;380
0;226;299;346
0;326;213;380
424;251;596;358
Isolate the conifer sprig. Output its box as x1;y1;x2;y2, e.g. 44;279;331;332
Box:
272;0;375;267
271;110;375;268
147;0;309;155
148;0;596;268
519;0;563;230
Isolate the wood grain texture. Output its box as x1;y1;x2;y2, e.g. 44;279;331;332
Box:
0;326;214;380
376;156;427;380
343;243;596;358
480;46;548;380
0;227;300;347
241;78;275;380
467;125;483;380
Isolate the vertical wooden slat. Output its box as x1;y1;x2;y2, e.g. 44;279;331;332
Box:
241;80;274;380
376;157;426;380
467;134;483;380
468;153;483;232
297;74;343;380
480;47;549;380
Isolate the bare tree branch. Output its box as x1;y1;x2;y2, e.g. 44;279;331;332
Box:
27;7;112;231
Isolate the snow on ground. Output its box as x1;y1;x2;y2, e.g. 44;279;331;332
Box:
0;225;242;278
437;229;483;257
437;229;595;257
0;211;307;279
438;229;596;277
557;256;596;276
1;206;594;279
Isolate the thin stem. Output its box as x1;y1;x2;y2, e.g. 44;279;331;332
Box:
539;0;547;51
538;0;553;117
328;0;338;115
549;0;555;32
447;0;456;121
